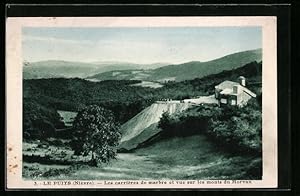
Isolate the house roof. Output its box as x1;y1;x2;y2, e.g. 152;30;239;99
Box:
220;86;256;97
215;80;239;90
216;80;257;98
240;86;256;97
220;88;236;95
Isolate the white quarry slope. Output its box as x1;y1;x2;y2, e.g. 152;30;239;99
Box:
183;95;218;105
120;102;192;143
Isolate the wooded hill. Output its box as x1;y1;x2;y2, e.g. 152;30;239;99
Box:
87;49;261;82
23;61;262;138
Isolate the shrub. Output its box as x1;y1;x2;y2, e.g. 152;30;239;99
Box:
158;100;262;154
158;105;217;138
208;100;262;154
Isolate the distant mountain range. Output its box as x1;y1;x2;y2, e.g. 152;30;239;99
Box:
23;49;261;82
87;49;262;82
23;60;170;79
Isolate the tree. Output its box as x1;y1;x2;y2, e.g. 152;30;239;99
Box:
72;105;121;166
32;119;56;139
23;100;64;139
158;111;173;135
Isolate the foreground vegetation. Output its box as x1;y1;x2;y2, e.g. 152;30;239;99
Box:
157;98;262;178
159;98;261;155
23;135;261;180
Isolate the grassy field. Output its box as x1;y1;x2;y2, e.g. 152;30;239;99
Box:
130;81;163;89
22;138;90;179
23;135;261;180
57;110;77;127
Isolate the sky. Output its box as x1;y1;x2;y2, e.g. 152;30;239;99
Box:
22;27;261;64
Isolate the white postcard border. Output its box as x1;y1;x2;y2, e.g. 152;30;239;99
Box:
6;16;277;189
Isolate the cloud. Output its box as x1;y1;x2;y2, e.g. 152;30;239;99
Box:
22;27;261;64
22;35;92;45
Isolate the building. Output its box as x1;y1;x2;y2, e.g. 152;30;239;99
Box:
214;76;256;107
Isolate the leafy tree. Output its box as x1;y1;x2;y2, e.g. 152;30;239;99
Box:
72;105;121;166
158;111;172;132
159;111;183;137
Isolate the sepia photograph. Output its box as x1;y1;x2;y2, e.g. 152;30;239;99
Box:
6;17;277;189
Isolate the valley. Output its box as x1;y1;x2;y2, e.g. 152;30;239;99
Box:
22;50;263;180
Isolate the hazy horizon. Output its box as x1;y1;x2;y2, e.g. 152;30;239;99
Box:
24;48;262;66
23;27;262;65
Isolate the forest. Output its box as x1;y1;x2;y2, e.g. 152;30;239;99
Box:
23;61;262;139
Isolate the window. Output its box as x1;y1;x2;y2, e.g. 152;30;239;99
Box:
220;98;227;104
231;99;236;105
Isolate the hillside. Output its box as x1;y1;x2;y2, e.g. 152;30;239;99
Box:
88;49;262;82
24;60;101;79
120;89;261;153
51;135;260;180
23;56;263;181
23;61;262;136
24;134;261;180
23;60;168;79
86;69;155;81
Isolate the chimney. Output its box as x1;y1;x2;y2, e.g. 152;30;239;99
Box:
238;76;246;86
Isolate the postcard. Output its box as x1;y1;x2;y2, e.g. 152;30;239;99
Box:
6;16;277;189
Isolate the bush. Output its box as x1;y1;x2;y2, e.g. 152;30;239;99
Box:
158;105;217;138
158;100;262;154
245;158;262;179
208;100;262;154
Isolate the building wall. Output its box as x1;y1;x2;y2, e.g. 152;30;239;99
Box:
236;91;252;106
215;85;254;107
219;94;237;106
